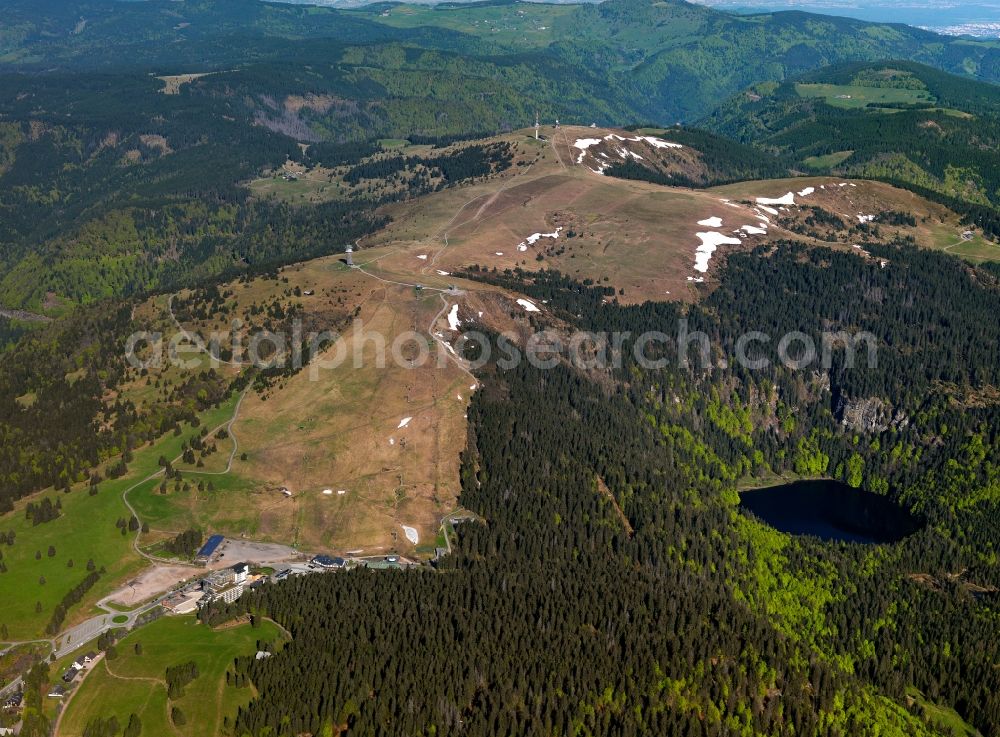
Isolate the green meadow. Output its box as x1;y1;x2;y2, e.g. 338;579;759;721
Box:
59;615;282;737
129;472;261;542
795;83;935;109
0;396;239;641
803;150;854;169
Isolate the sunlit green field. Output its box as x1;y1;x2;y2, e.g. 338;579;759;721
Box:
803;150;854;169
0;396;240;641
906;687;984;737
249;174;344;205
346;2;574;49
59;616;283;737
928;224;1000;263
796;83;934;109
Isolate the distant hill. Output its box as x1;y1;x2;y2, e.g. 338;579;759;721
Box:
7;3;1000;308
702;60;1000;235
4;0;1000;122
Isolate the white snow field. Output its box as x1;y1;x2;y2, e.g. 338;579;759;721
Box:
517;227;563;251
694;232;742;273
757;192;796;206
574;133;682;170
573;138;603;163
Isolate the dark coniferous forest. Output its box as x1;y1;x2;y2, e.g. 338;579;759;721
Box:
5;2;1000;735
200;243;1000;736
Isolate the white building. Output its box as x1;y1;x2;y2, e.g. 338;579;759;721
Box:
211;582;245;605
233;562;249;584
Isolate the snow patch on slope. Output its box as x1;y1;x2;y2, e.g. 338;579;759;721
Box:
694;232;742;273
573;138;603;163
517;227;563;251
757;192;796;206
574;133;682;173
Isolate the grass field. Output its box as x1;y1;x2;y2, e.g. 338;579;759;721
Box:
347;2;573;49
123;254;478;558
156;72;218;95
59;616;282;737
214;262;470;554
803;151;854;169
367;126;759;302
129;473;260;539
795;83;934;109
929;223;1000;262
249;173;345;205
0;396;240;641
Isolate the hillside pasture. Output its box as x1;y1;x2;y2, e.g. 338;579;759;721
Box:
129;254;490;557
803;151;854;169
369;127;775;302
0;397;239;641
795;82;934;109
59;616;282;737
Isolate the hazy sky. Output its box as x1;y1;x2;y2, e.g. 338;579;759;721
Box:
688;0;1000;35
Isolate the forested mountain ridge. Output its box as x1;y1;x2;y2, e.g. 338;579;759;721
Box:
5;0;1000;123
702;61;1000;235
196;242;1000;736
0;62;557;309
7;0;1000;311
4;3;1000;735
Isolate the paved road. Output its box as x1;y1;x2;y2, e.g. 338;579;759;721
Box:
53;597;160;659
0;675;23;699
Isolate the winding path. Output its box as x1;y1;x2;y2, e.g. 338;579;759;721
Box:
6;156;532;707
121;387;248;566
166;293;242;368
49;652;105;737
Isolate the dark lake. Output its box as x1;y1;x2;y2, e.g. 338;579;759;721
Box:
739;479;921;544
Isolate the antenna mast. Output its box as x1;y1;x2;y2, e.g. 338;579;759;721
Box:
535;111;540;140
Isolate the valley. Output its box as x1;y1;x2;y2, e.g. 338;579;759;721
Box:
3;1;1000;735
4;114;1000;731
1;122;989;647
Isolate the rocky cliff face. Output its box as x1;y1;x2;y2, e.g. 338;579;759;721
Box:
837;396;909;434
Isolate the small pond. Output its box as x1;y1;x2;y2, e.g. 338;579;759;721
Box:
739;479;921;544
